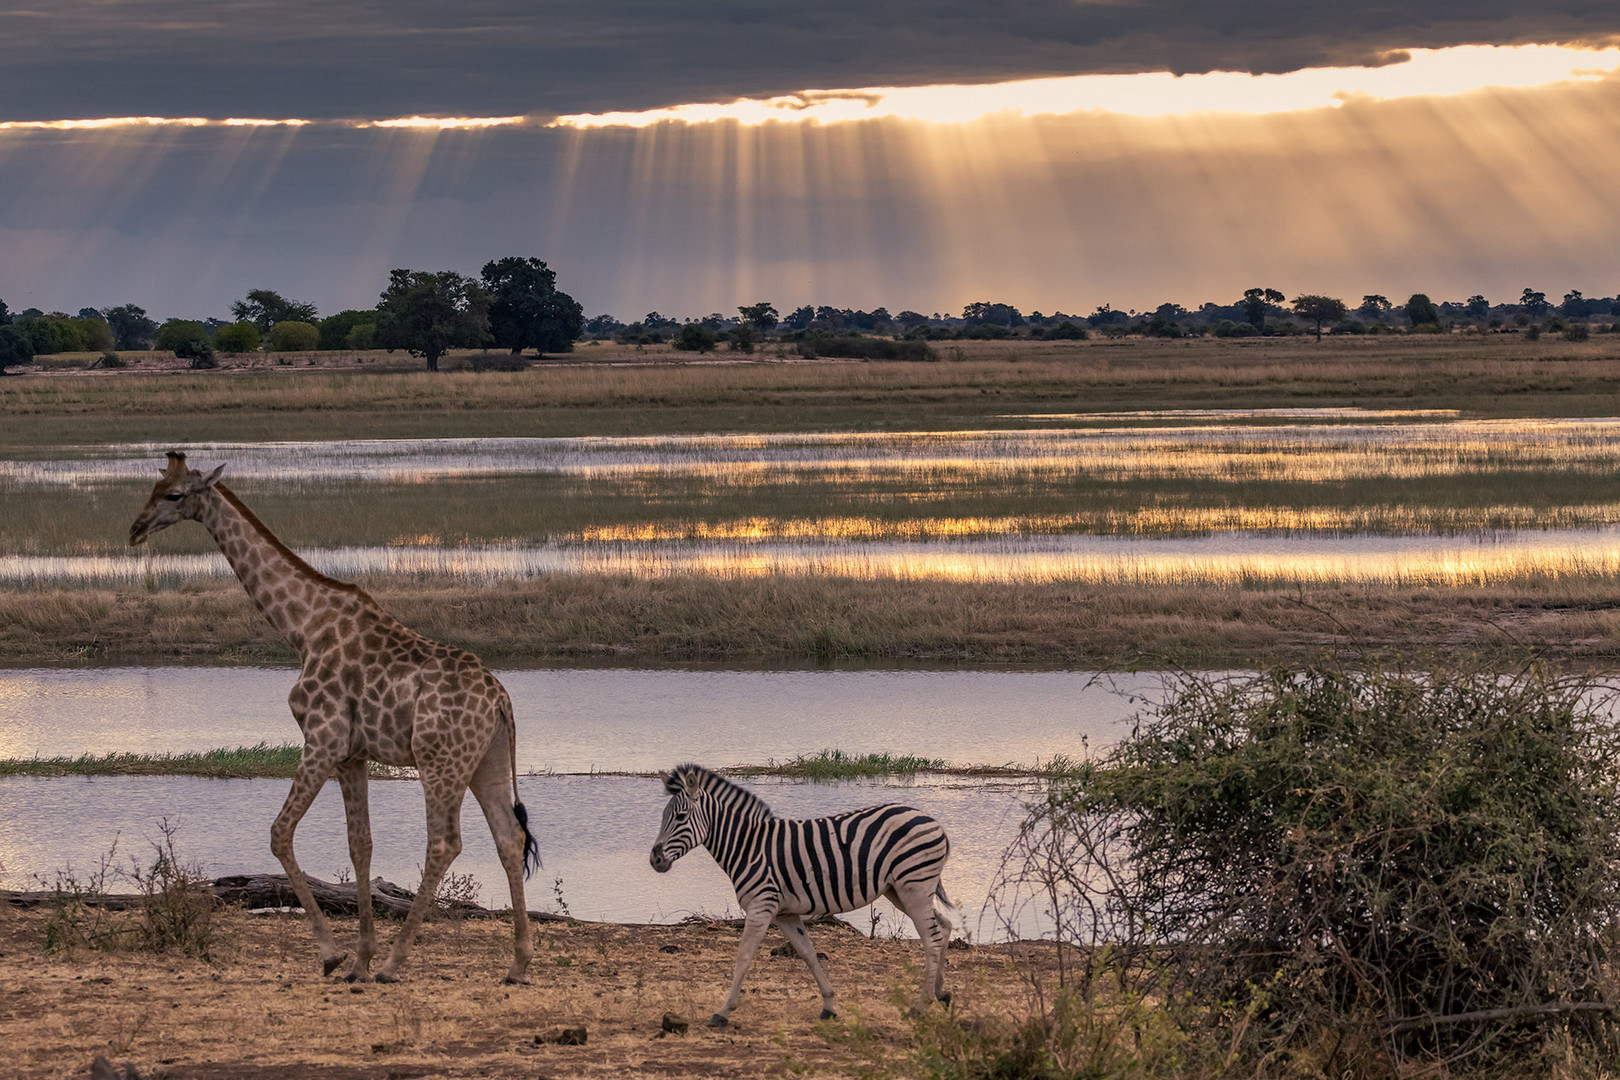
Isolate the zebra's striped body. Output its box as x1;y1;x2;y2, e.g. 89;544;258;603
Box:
650;762;955;1024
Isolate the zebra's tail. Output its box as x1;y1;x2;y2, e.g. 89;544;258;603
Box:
504;695;541;878
932;880;960;937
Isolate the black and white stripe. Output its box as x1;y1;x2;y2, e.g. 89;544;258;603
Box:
649;762;955;1025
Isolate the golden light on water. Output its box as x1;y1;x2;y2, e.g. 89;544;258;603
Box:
551;45;1620;128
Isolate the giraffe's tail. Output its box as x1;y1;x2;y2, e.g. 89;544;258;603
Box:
504;696;541;877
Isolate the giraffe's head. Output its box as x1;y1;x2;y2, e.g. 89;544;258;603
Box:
128;451;226;546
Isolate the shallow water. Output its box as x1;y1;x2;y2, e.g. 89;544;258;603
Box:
9;525;1620;587
0;773;1034;937
0;665;1129;937
0;666;1143;769
10;418;1620;585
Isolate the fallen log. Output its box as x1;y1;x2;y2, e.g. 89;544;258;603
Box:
0;873;569;922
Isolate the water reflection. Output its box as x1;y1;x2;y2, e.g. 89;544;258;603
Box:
8;527;1620;587
0;774;1035;937
0;667;1144;768
10;418;1620;491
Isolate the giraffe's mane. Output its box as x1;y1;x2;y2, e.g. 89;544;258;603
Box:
214;482;378;604
674;763;776;819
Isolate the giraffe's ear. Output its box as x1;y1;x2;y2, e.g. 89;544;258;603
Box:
660;770;680;794
200;463;226;489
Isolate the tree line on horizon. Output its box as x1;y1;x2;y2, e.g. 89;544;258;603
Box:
3;265;1618;372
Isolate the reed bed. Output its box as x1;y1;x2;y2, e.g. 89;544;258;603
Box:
4;572;1618;668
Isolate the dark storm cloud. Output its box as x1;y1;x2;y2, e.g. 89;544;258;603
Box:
2;1;1618;121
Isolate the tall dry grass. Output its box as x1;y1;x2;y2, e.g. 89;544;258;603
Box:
4;335;1620;446
4;573;1618;668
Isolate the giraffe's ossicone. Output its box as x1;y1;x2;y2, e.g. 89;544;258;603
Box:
130;451;539;984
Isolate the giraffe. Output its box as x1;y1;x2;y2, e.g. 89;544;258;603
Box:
128;451;538;983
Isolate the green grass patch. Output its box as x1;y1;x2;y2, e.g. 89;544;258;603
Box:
0;743;411;780
731;749;947;779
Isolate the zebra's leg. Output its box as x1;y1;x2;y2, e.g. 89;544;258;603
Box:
711;906;775;1026
774;914;838;1020
892;881;947;1016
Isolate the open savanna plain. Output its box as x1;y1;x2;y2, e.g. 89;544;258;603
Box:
9;334;1620;666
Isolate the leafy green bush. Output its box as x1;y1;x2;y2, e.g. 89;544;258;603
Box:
671;323;718;352
268;320;319;351
0;324;34;369
212;322;261;353
998;657;1620;1072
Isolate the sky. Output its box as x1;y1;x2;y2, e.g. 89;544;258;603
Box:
2;3;1620;322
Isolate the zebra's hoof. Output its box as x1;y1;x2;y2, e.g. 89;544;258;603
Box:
708;1013;730;1028
819;1008;838;1021
321;953;348;977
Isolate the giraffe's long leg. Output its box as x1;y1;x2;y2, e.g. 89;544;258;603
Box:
374;763;465;982
334;757;375;982
712;904;777;1025
270;740;345;975
774;914;838;1020
469;743;534;984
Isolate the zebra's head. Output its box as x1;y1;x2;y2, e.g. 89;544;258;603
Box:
649;767;707;873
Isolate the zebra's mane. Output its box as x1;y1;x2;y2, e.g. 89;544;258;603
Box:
672;763;776;820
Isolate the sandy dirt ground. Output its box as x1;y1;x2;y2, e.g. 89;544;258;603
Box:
1;906;1036;1079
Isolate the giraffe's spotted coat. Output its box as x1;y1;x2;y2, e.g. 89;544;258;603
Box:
128;452;536;984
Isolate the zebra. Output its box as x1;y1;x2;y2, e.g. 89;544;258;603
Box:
649;762;956;1025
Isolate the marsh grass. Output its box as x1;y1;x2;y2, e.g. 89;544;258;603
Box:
6;572;1620;668
730;750;947;779
0;743;409;780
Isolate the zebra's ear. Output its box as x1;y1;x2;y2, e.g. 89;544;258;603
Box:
660;770;679;794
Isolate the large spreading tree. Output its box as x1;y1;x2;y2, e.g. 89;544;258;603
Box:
479;257;584;355
374;269;490;371
1290;294;1347;341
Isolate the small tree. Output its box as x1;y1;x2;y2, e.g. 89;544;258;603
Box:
268;320;319;351
0;324;33;371
1242;287;1285;330
374;269;490;371
671;322;717;353
1290;295;1347;341
318;310;377;351
738;301;779;333
230;289;318;338
727;321;755;353
103;304;157;350
154;320;210;354
212;322;261;353
1405;293;1440;327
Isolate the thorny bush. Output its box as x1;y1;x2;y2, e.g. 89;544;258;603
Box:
992;656;1620;1075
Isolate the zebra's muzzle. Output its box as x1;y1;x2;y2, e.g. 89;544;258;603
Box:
649;845;673;873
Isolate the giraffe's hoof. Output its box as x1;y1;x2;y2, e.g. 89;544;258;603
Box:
707;1013;730;1027
342;971;374;984
501;975;531;986
938;991;952;1006
374;970;398;984
819;1008;838;1021
321;953;348;977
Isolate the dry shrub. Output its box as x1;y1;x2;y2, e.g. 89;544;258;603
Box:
989;654;1620;1076
43;821;215;960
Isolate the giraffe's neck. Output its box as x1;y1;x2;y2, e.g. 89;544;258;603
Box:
193;483;359;655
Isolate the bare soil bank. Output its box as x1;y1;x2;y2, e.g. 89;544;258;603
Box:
0;907;1032;1079
6;575;1619;669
